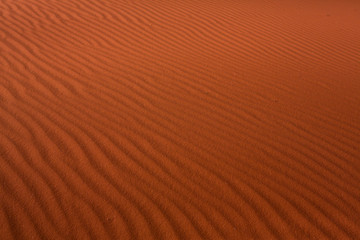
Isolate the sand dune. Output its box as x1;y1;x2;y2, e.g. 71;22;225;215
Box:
1;0;360;239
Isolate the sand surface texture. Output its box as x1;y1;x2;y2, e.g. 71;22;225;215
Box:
1;0;360;239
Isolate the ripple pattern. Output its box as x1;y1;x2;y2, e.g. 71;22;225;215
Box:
1;0;360;239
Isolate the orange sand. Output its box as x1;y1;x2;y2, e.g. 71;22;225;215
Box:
1;0;360;239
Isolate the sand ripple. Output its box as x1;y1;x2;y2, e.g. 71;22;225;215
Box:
1;0;360;239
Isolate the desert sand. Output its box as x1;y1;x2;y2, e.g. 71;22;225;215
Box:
1;0;360;239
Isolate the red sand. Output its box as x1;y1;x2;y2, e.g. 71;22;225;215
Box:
1;0;360;239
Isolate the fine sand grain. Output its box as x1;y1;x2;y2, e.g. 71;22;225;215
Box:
1;0;360;239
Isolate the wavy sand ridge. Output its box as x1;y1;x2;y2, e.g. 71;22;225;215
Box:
1;0;360;239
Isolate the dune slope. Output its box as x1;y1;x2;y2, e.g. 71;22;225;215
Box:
1;0;360;239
